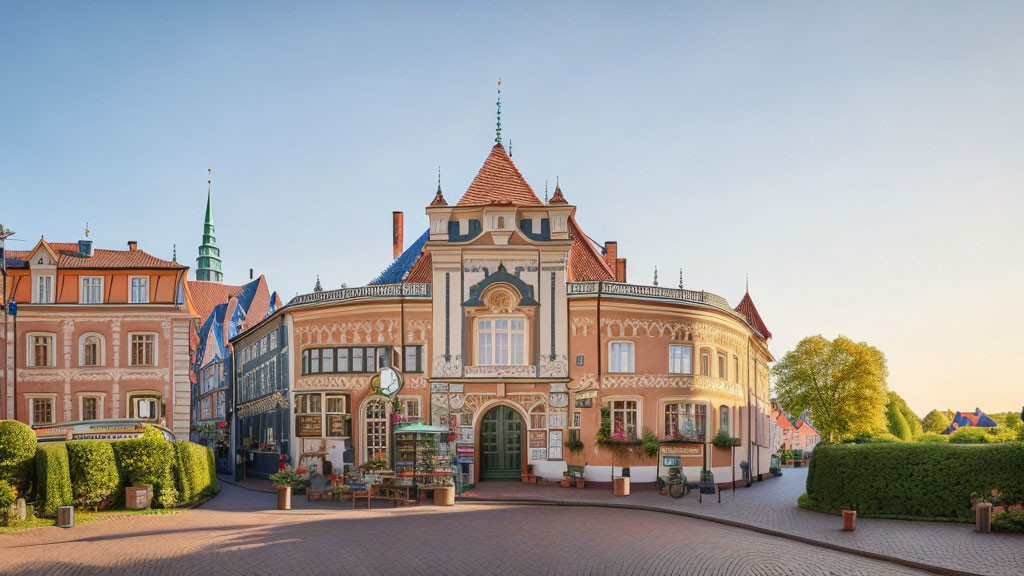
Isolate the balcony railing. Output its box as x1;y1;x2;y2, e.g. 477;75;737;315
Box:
288;283;430;306
567;281;742;320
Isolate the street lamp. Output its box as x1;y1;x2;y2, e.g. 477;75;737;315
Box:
0;223;14;420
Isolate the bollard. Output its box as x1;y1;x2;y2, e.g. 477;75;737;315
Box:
15;498;27;521
842;509;857;531
975;502;992;533
277;485;292;510
56;506;74;528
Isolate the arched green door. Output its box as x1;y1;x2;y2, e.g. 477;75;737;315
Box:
479;406;523;480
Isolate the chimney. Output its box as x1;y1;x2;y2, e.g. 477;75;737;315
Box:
77;240;94;258
250;268;254;280
616;258;627;283
392;211;404;259
127;240;137;251
603;241;617;270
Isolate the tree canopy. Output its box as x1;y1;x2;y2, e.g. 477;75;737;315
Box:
885;392;922;440
921;409;953;434
772;335;889;444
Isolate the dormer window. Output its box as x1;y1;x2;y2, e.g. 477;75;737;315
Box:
497;216;505;229
81;277;103;304
34;275;55;304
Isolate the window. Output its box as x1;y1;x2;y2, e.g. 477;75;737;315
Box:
700;350;711;376
270;332;278;350
530;405;547;429
129;394;161;421
733;356;739;382
321;348;335;373
35;275;55;304
326;394;350;437
82;335;102;366
81;396;100;420
31;397;55;425
609;400;638;440
720;405;730;435
665;403;707;441
302;346;391;374
30;335;54;367
130;276;149;303
718;353;727;379
398;397;420;420
80;276;103;304
130;334;156;366
572;411;581;428
216;391;226;418
352;348;364;372
477;318;525;365
365;398;388;461
609;342;634;373
260;337;268;355
669;345;692;374
404;345;424;373
296;394;323;437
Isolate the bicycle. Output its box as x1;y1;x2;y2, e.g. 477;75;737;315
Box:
656;466;690;498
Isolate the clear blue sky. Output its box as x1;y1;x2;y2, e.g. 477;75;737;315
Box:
2;1;1022;416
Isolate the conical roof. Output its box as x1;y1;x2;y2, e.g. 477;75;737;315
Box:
735;292;772;339
457;143;543;206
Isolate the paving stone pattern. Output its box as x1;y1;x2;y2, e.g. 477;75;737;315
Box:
0;481;933;576
462;468;1024;576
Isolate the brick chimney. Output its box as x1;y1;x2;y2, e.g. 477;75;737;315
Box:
603;241;617;271
392;211;404;259
127;241;138;251
616;258;627;283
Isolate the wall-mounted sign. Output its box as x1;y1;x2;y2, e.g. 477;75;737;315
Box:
661;445;702;457
530;448;548;462
449;383;464;393
548;413;567;429
575;355;584;366
548;430;563;460
431;382;449;393
456;444;474;455
550;383;567;393
457;426;474;443
296;415;322;438
529;430;547;448
549;393;569;408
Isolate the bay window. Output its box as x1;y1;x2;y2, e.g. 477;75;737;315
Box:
477;317;525;365
665;403;707;441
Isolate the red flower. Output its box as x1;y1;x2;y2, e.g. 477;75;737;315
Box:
295;466;308;475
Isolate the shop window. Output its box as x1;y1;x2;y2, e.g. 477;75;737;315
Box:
130;276;149;303
720;405;730;435
404;345;424;373
30;397;54;425
669;345;692;374
82;396;100;420
665;403;707;441
29;334;55;367
325;393;350;437
365;398;389;461
130;333;156;366
296;393;323;437
700;350;711;376
477;318;526;365
530;405;547;429
608;342;634;373
80;276;103;304
718;353;727;379
609;399;638;440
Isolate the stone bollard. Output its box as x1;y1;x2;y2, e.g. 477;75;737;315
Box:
842;509;857;531
56;506;74;528
975;502;992;533
15;498;26;521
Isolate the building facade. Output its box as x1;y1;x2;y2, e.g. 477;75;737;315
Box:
232;315;290;478
240;138;775;487
1;237;193;437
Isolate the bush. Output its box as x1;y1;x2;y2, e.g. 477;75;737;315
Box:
642;428;660;457
948;426;1016;444
992;508;1024;533
916;433;948;444
111;425;177;508
35;443;73;517
172;441;218;504
0;479;15;526
0;420;37;491
848;432;901;444
66;441;119;510
806;443;1024;521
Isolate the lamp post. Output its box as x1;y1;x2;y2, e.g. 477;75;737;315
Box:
0;223;14;420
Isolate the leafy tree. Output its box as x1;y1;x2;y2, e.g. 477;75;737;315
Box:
1003;412;1022;432
922;409;953;434
772;335;888;444
884;392;922;440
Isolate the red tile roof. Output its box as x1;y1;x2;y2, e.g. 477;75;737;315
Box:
188;281;244;323
567;218;615;282
457;143;543;206
9;240;183;270
404;250;433;283
735;292;772;339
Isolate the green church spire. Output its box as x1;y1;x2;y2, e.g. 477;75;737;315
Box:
196;166;223;282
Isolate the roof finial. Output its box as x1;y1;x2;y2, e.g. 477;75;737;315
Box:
84;222;90;238
437;166;442;191
508;139;512;158
314;275;323;293
495;76;502;145
653;266;659;287
545;180;549;204
679;268;684;290
173;243;177;262
745;272;749;293
430;166;448;206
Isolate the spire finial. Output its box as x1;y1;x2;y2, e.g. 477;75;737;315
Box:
508;139;512;158
746;273;749;293
679;268;684;290
545;180;549;204
84;221;90;238
314;275;323;293
173;243;177;262
437;166;442;192
430;166;448;206
495;76;502;144
653;266;659;287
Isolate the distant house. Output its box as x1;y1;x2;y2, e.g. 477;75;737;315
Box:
942;408;999;435
770;404;820;454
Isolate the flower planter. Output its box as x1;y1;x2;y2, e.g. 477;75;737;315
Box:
277;485;292;510
842;509;856;531
575;479;586;489
433;486;455;506
613;476;630;497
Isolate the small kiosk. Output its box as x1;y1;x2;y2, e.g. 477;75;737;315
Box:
393;423;455;504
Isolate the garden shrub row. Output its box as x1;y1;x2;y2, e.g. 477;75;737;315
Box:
805;443;1024;521
35;443;73;517
172;441;219;504
66;441;119;509
0;420;37;491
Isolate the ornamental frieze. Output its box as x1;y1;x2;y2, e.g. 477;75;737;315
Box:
431;355;463;378
463;259;539;274
539;354;568;378
237;392;288;419
295;320;400;346
404;319;431;342
599;318;693;340
598;374;743;398
571;317;594;336
465;364;538;378
295;375;371;390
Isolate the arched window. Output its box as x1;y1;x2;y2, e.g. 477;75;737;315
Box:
82;335;102;366
365;397;389;462
530;404;547;429
720;405;730;435
497;216;505;229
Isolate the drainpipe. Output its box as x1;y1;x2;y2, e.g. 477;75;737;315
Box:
285;313;296;468
747;337;752;487
596;281;603;481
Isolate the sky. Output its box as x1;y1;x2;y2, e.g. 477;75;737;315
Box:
2;1;1022;416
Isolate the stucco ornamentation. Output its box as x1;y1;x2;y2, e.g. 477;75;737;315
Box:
465;364;537;378
295;320;400;346
539;354;568;378
432;355;463;378
570;317;593;336
404;319;431;342
599;374;743;398
294;375;371;390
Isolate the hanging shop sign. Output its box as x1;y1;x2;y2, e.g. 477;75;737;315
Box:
661;445;702;457
528;430;547;448
456;444;474;456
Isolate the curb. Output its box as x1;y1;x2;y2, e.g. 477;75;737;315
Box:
216;476;276;494
456;496;979;576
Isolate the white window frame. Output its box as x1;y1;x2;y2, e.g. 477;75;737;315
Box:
128;332;158;366
33;274;55;304
79;333;106;367
27;394;57;426
80;276;104;304
608;341;634;373
126;392;162;421
700;349;712;376
79;394;104;421
363;396;390;463
669;344;693;374
719;405;730;435
663;399;710;441
26;332;56;367
476;316;527;365
605;396;642;440
129;276;150;304
718;352;727;379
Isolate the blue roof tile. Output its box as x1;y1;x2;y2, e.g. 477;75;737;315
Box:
369;230;429;285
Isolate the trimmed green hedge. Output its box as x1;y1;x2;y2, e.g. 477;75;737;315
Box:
0;420;37;491
172;441;219;504
805;443;1024;521
67;441;119;509
111;426;177;508
35;443;73;517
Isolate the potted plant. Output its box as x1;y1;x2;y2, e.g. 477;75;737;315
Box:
269;466;305;510
596;407;641;496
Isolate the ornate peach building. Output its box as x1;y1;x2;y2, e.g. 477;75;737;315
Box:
246;138;775;486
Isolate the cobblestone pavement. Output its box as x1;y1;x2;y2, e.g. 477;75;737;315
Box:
462;468;1024;576
0;482;933;576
